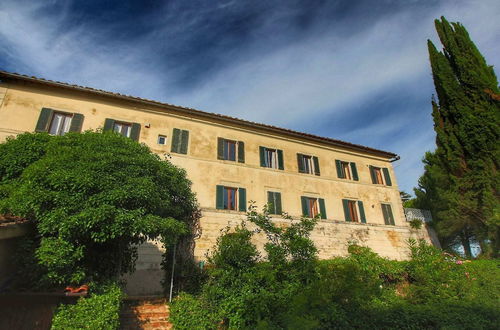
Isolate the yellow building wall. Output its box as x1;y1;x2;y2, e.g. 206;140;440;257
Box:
0;83;435;268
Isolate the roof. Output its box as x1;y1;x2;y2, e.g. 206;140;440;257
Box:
0;70;398;159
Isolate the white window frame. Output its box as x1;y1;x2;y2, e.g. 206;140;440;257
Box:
49;112;73;136
158;135;167;145
113;122;132;138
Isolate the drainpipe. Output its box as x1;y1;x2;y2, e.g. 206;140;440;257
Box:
390;155;401;162
168;244;176;302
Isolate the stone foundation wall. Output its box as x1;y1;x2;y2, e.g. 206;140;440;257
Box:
194;209;439;261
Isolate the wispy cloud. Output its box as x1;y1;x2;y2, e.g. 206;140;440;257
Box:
0;0;499;194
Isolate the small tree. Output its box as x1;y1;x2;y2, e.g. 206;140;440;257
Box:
0;132;198;286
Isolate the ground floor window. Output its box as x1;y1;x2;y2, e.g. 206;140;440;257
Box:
342;199;366;223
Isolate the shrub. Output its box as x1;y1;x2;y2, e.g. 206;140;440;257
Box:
51;282;122;330
172;233;500;329
0;132;198;287
169;293;219;330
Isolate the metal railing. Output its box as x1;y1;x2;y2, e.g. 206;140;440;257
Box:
404;208;433;223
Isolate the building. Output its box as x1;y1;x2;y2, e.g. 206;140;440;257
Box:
0;71;438;293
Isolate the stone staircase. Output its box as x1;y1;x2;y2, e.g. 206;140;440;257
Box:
120;298;172;330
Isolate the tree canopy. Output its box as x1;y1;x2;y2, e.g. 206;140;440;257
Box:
0;131;198;285
414;17;499;257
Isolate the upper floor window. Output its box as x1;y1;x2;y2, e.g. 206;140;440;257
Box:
113;122;131;137
49;112;73;136
260;147;284;170
342;199;366;223
218;138;244;162
369;166;392;186
335;160;359;181
216;185;247;212
381;203;395;225
35;108;84;135
171;128;189;154
158;135;167;145
103;118;141;141
297;154;320;175
301;196;326;219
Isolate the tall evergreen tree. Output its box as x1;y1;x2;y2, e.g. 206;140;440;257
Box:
416;17;499;257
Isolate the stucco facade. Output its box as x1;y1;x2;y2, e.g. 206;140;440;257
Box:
0;71;436;273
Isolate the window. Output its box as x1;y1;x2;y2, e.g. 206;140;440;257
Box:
49;112;73;136
35;108;84;134
335;160;359;181
103;118;141;141
342;199;366;223
297;154;320;175
369;166;392;186
260;147;284;169
267;191;282;214
158;135;167;145
218;138;244;162
216;185;246;212
171;128;189;154
301;196;327;219
381;203;395;225
113;122;131;137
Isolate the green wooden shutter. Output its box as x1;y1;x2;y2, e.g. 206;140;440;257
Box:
301;196;309;217
259;147;266;167
103;118;115;132
130;123;141;141
35;108;53;132
382;168;392;186
216;185;224;209
180;130;189;154
369;166;377;184
267;192;275;213
277;149;284;170
297;154;305;173
217;138;224;160
358;201;366;223
343;199;351;222
69;113;84;133
381;204;390;225
171;128;180;153
318;198;327;219
313;156;320;176
350;162;359;181
275;192;282;214
335;160;344;178
238;141;245;163
382;204;395;225
238;188;247;212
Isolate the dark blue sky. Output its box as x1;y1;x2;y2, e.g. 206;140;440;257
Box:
1;0;499;193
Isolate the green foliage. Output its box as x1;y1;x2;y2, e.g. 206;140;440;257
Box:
415;17;500;257
169;293;220;330
51;282;122;330
171;228;500;329
207;224;259;271
171;207;320;329
0;132;198;286
36;237;85;285
409;219;423;230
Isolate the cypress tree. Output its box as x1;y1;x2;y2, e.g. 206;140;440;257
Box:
418;17;499;257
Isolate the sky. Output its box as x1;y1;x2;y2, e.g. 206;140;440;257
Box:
0;0;499;194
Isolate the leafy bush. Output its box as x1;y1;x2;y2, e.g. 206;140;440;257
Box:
171;217;500;330
169;293;220;330
171;207;321;329
0;132;198;286
51;282;122;330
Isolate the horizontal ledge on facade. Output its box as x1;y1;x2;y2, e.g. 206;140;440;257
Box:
199;208;411;230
